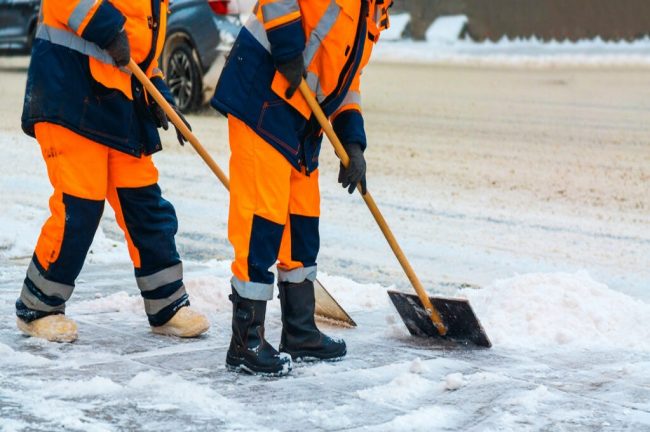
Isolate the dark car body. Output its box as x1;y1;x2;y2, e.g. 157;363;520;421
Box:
0;0;39;54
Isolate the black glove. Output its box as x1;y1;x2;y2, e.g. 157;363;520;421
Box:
105;30;130;67
276;55;305;99
338;142;367;195
150;103;191;146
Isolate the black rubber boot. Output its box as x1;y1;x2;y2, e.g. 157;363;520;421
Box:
226;288;292;376
278;280;347;361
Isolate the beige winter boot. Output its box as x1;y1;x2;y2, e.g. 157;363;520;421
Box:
16;315;78;343
151;306;210;338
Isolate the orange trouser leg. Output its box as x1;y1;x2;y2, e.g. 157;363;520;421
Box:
228;115;293;300
105;148;187;326
19;123;107;319
277;167;320;283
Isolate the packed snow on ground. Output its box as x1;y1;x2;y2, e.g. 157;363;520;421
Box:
376;13;650;65
2;57;650;430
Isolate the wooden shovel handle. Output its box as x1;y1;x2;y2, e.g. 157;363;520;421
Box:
298;80;448;336
127;60;231;191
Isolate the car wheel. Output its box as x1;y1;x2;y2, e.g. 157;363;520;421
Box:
165;44;202;113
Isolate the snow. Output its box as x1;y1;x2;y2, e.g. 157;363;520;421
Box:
425;15;468;44
462;271;650;350
2;55;650;430
375;13;650;66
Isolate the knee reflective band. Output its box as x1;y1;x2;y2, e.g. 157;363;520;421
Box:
136;263;189;326
231;277;275;302
277;265;317;284
19;260;75;318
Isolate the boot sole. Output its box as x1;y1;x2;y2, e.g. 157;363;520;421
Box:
225;354;292;377
283;348;347;363
151;321;210;338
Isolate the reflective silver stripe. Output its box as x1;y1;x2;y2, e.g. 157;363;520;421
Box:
245;15;271;52
143;285;187;315
20;283;66;313
152;67;163;76
303;0;341;67
261;0;299;23
231;276;274;301
277;265;317;283
136;263;183;292
306;71;326;102
340;90;361;107
36;23;116;66
68;0;98;33
26;261;74;300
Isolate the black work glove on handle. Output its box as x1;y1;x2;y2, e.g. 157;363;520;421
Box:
151;103;192;146
276;55;306;99
105;30;130;67
338;142;367;195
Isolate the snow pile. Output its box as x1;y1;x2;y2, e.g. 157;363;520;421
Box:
375;13;650;66
461;271;650;350
425;15;468;44
318;273;392;312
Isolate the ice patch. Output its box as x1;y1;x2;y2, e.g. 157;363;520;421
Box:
0;342;52;367
461;271;650;350
370;405;462;431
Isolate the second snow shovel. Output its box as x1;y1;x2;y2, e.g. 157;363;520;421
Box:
298;80;491;348
127;60;356;328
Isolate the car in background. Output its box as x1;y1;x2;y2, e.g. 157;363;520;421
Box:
0;0;39;54
163;0;254;112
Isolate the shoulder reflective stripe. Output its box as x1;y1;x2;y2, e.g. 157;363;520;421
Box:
143;285;187;315
306;71;326;102
136;262;183;292
341;90;361;107
68;0;98;33
303;0;341;67
244;15;271;52
261;0;299;23
36;24;116;66
26;260;74;300
277;265;317;283
20;283;66;313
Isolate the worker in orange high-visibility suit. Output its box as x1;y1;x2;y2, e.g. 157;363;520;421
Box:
16;0;209;343
212;0;392;375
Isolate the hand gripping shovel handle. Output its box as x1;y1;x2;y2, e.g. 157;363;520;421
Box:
127;60;231;191
298;80;448;336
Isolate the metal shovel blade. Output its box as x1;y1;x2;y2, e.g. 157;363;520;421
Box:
387;290;491;348
314;279;357;328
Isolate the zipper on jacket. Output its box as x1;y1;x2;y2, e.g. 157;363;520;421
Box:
321;0;368;111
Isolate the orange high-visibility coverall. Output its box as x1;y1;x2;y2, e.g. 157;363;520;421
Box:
17;0;188;327
213;0;392;300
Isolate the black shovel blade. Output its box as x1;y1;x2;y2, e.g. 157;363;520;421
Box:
387;290;491;348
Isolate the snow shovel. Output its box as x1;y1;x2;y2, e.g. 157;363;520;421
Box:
127;60;356;328
298;80;491;348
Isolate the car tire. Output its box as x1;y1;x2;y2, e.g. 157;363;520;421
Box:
164;43;202;113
